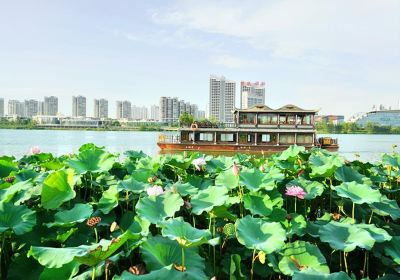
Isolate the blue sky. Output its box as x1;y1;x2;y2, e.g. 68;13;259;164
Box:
0;0;399;118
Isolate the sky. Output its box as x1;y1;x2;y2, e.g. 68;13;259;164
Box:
0;0;399;119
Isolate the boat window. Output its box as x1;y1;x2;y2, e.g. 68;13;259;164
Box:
199;133;213;141
279;115;287;124
279;114;296;125
279;134;295;144
239;133;253;143
261;134;271;142
220;133;234;142
239;113;256;124
297;134;313;144
302;115;312;125
258;114;278;125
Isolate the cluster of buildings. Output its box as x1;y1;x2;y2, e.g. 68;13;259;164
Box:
159;97;205;123
2;96;58;118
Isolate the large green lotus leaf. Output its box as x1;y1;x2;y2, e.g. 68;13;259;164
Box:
382;154;400;169
286;214;307;237
309;152;344;178
45;204;93;228
215;169;239;190
288;178;324;200
334;165;372;185
229;254;247;280
278;241;329;276
115;264;206;280
0;202;36;235
29;230;138;268
136;156;162;173
236;215;286;254
371;196;400;220
356;223;392;243
0;179;33;203
190;185;228;215
292;269;351;280
0;159;18;178
68;148;115;174
39;260;80;280
278;145;305;161
131;169;153;183
136;192;183;224
171;182;199;196
118;176;149;193
243;193;273;217
318;221;376;252
335;182;382;204
384;236;400;264
161;217;211;248
41;170;76;210
98;185;119;214
206;156;235;173
241;167;284;191
7;253;44;280
140;236;206;279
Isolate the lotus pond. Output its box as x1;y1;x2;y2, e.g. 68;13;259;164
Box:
0;144;399;280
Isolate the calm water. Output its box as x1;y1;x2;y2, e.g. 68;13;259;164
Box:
0;129;399;162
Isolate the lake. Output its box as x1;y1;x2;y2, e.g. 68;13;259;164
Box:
0;129;399;162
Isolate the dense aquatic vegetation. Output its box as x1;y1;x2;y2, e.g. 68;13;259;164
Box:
0;144;399;279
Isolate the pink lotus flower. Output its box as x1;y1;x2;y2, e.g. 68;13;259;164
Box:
285;186;306;199
232;162;240;176
30;146;41;154
146;185;164;196
192;157;206;171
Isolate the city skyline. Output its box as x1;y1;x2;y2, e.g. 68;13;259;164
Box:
0;1;399;118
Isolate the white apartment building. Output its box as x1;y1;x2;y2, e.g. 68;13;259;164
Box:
72;96;86;117
94;98;108;118
240;81;266;109
209;75;236;123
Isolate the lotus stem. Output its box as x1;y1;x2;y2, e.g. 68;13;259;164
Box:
362;251;368;278
368;212;373;224
92;267;96;280
94;227;99;243
251;248;256;280
181;247;185;272
213;218;216;274
343;252;348;274
352;203;355;224
294;197;297;213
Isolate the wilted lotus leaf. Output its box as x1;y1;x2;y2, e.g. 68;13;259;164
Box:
139;236;207;280
0;202;36;235
335;182;382;204
190;185;228;215
161;217;211;248
319;221;377;252
278;241;329;276
243;193;274;217
136;192;183;224
45;203;93;228
41;170;76;210
236;215;286;254
68;148;115;174
29;230;138;268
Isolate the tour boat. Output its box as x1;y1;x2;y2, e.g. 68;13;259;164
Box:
157;104;338;154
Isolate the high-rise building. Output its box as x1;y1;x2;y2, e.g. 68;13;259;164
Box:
116;100;132;119
240;81;266;109
24;99;39;117
94;99;108;118
0;98;4;117
44;96;58;115
209;75;236;123
8;100;24;116
132;105;148;120
150;105;160;121
72;96;86;117
160;97;200;123
198;110;206;120
190;104;199;119
38;101;45;115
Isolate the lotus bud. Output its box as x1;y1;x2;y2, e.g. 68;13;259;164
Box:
210;277;217;280
259;164;265;172
297;169;305;176
105;259;112;270
129;264;146;275
30;146;41;154
286;214;292;222
110;221;120;232
232;162;240;176
86;216;101;228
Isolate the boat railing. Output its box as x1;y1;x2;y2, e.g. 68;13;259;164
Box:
158;134;180;143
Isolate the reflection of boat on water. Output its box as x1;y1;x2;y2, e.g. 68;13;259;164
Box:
157;104;338;154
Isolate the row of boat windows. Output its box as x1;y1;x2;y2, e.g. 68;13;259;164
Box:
239;113;313;125
183;133;314;144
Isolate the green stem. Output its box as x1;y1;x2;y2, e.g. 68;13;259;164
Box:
368;212;373;224
181;247;185;272
92;266;96;280
352;203;355;224
0;234;4;279
213;218;216;274
94;228;99;243
251;249;256;280
343;252;349;274
294;197;297;213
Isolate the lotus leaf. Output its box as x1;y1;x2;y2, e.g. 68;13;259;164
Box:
289;178;324;200
292;269;351;280
286;213;307;237
140;236;206;279
334;165;371;184
215;169;239;190
0;180;33;203
171;182;198;196
243;193;273;217
0;202;36;235
190;185;228;215
0;159;18;178
136;192;183;224
356;223;392;243
240;167;278;191
39;261;79;280
98;185;119;214
45;203;93;228
371;196;400;220
41;170;76;210
161;217;211;247
236;215;286;254
230;254;246;280
309;152;344;178
278;241;329;276
68;148;115;174
278;145;305;161
118;176;149;193
383;236;400;264
335;182;382;204
318;221;376;252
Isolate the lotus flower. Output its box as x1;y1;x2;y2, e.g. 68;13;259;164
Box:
30;146;41;154
146;185;164;196
232;162;240;176
285;186;306;199
192;157;206;171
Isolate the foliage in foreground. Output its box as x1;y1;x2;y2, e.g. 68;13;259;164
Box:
0;144;399;280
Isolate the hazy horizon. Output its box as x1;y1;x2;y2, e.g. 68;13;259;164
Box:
1;0;399;118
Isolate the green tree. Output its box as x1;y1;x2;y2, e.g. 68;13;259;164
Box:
179;112;194;127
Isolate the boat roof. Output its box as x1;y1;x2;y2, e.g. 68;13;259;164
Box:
233;104;318;113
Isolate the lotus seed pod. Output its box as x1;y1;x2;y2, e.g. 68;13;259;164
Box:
223;223;235;236
86;216;101;227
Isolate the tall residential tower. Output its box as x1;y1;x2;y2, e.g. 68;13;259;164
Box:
240;81;266;109
72;96;86;117
94;99;108;118
209;75;236;123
